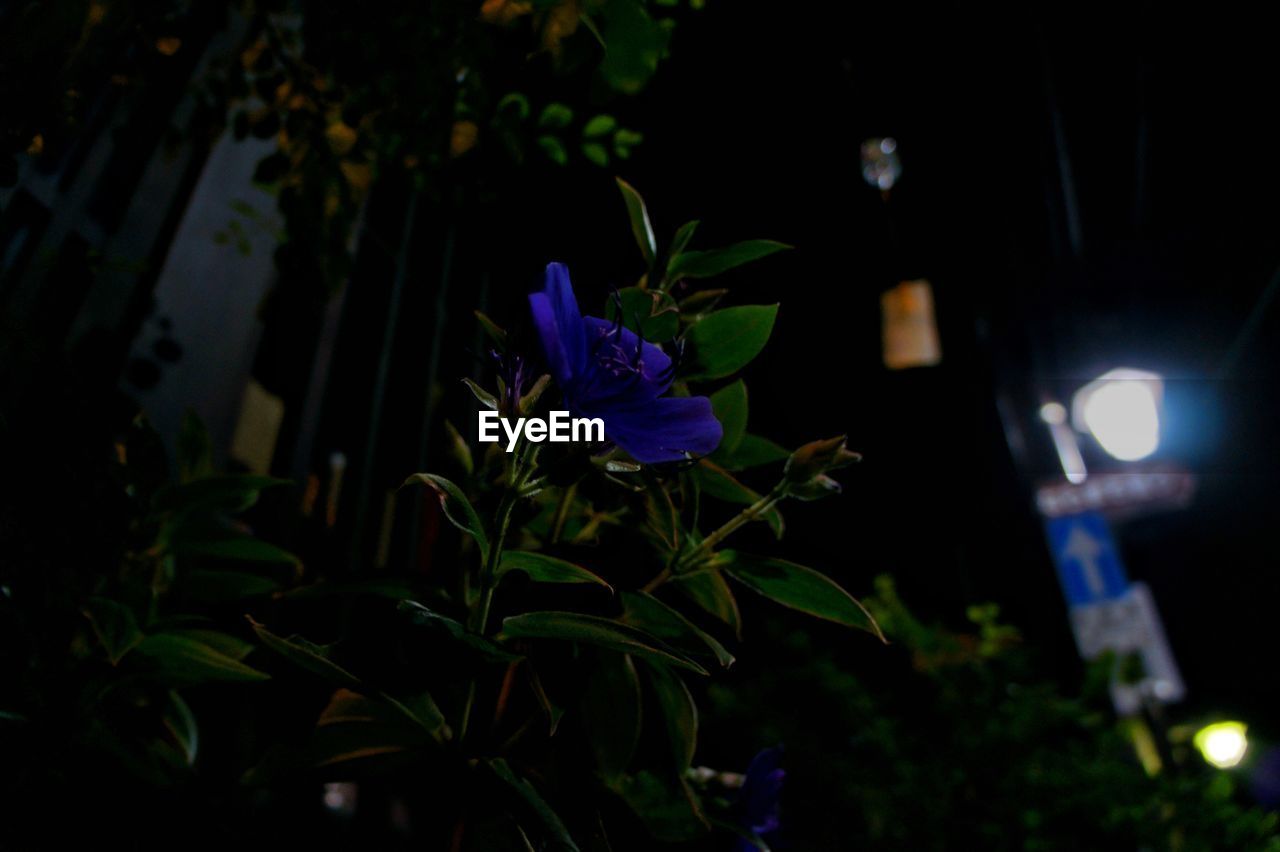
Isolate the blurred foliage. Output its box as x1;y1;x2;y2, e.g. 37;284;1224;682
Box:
219;0;688;289
704;576;1280;851
3;0;691;290
0;411;294;828
1;0;220;186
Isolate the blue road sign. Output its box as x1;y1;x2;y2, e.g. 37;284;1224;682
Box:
1045;511;1130;606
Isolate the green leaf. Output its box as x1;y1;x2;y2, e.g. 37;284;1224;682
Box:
398;600;521;663
526;663;564;736
644;482;682;552
402;473;489;561
243;690;442;783
614;128;644;147
599;0;668;95
304;695;426;772
677;287;728;314
604;286;679;343
474;310;508;351
616;177;656;267
619;591;734;668
499;612;707;675
162;691;199;766
165;628;255;661
487;758;581;852
683;304;778;381
643;662;697;768
496;92;531;121
153;475;288;515
516;375;551;416
582;653;642;780
716;551;885;639
583;114;618;137
666;240;790;280
246;617;360;686
317;688;447;750
608;770;709;842
184;569;281;602
462;377;498;410
134;632;271;684
172;533;299;564
668;220;700;261
444;420;474;477
613;131;642;160
538;135;568;166
537;102;574;129
176;410;213;482
581;142;610;167
499;550;612;590
721;433;790;471
708;380;747;459
669;569;741;638
81;598;143;665
692;460;784;538
386;691;449;736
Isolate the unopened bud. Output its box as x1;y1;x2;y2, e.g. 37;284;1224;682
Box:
783;436;860;485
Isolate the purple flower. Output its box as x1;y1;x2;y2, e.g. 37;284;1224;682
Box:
733;746;786;851
528;262;722;464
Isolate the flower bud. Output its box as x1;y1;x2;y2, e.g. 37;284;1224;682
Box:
788;473;843;501
783;436;860;485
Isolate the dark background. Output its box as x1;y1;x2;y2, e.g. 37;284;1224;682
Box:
4;0;1280;822
502;0;1280;733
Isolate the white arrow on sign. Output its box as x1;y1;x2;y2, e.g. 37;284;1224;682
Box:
1063;524;1105;596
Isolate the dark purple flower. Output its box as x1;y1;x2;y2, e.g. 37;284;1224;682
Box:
733;746;786;851
528;262;722;464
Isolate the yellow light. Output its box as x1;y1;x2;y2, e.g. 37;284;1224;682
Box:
1194;721;1248;769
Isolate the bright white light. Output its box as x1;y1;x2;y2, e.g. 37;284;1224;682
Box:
1194;721;1248;769
323;781;358;816
1041;399;1087;483
1072;369;1163;461
1039;401;1067;424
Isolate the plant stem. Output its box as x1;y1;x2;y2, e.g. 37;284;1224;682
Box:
688;481;787;562
550;482;577;543
644;481;790;592
640;566;670;594
469;486;516;634
458;442;529;745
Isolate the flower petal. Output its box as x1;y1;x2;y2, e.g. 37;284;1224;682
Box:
579;316;673;404
587;395;723;464
529;263;588;387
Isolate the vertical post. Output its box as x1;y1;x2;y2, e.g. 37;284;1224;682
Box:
350;187;421;570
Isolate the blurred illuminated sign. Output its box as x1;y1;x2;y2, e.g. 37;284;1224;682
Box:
1046;511;1129;606
1035;468;1196;519
880;279;941;370
1068;583;1186;716
1044;511;1185;716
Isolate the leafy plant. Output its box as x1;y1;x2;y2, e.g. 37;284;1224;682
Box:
230;179;879;848
1;412;292;806
702;577;1280;851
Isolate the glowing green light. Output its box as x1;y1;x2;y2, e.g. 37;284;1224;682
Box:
1194;721;1248;769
